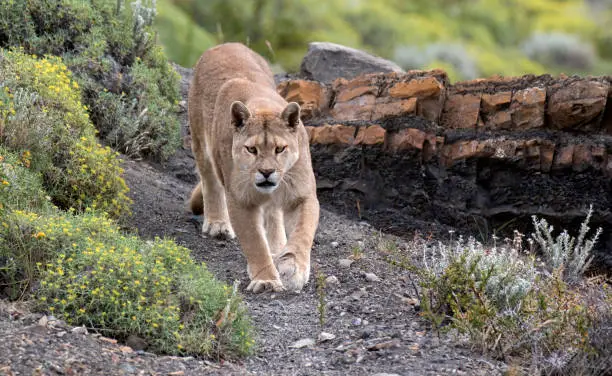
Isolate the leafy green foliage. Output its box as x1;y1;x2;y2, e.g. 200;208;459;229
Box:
386;216;610;373
0;0;181;160
531;205;602;283
0;50;131;217
0;208;253;358
160;0;612;80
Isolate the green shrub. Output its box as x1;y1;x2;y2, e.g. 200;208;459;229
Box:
0;49;130;217
531;205;602;283
388;213;610;373
0;148;52;215
1;208;253;358
522;32;596;70
0;148;53;298
0;0;181;160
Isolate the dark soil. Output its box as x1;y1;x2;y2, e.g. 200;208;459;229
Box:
0;152;507;376
126;155;509;375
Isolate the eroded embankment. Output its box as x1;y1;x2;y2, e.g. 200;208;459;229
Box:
276;71;612;262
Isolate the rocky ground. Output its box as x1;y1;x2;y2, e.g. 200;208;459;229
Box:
0;153;507;376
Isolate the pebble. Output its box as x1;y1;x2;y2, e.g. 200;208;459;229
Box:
37;316;48;327
289;338;316;349
350;287;368;301
71;326;88;335
351;318;362;326
120;363;136;374
364;272;380;282
360;329;373;339
401;297;420;306
338;259;353;268
318;332;336;342
56;331;67;338
126;334;148;351
367;339;401;351
325;275;340;285
331;241;339;248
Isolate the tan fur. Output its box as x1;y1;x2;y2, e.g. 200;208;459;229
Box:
188;43;320;293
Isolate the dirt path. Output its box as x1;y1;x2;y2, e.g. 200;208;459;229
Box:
0;154;506;376
119;155;506;375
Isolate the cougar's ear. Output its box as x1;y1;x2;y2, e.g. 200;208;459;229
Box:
230;101;251;129
281;102;301;129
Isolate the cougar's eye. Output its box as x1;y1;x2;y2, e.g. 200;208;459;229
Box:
245;146;257;155
275;146;286;154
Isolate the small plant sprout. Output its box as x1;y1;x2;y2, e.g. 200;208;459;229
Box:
351;242;364;260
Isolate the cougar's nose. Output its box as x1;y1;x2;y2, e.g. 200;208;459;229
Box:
258;169;274;179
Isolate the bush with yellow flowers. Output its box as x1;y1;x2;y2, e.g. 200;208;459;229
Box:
0;49;131;218
1;207;254;358
0;0;181;160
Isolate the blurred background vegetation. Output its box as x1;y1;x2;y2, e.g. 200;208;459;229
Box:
157;0;612;82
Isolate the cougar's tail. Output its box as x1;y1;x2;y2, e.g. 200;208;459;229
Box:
189;183;204;215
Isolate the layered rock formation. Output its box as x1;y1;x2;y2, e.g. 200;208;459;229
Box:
277;71;612;255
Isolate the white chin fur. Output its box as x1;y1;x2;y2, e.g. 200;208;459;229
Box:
255;184;278;194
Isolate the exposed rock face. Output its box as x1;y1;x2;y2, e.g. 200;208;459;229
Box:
299;42;404;83
277;72;612;260
172;49;611;266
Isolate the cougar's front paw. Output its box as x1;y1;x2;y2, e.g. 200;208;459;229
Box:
246;262;284;293
275;252;310;292
246;279;285;293
202;220;235;240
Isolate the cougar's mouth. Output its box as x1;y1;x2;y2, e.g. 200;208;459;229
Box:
255;179;279;193
256;180;277;188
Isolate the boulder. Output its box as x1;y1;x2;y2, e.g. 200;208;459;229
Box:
299;42;403;83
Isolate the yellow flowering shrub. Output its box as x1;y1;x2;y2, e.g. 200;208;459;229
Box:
0;49;130;217
0;148;51;216
1;208;253;358
0;0;181;160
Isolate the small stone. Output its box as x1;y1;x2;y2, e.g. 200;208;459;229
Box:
71;326;88;335
331;241;339;248
318;332;336;342
362;320;369;326
350;287;368;301
289;338;316;349
401;297;420;306
339;259;353;268
364;272;380;282
372;373;402;376
120;346;133;354
325;275;340;285
352;318;362;326
126;334;148;351
367;339;401;351
37;315;48;327
56;331;67;338
360;329;373;339
120;363;136;374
